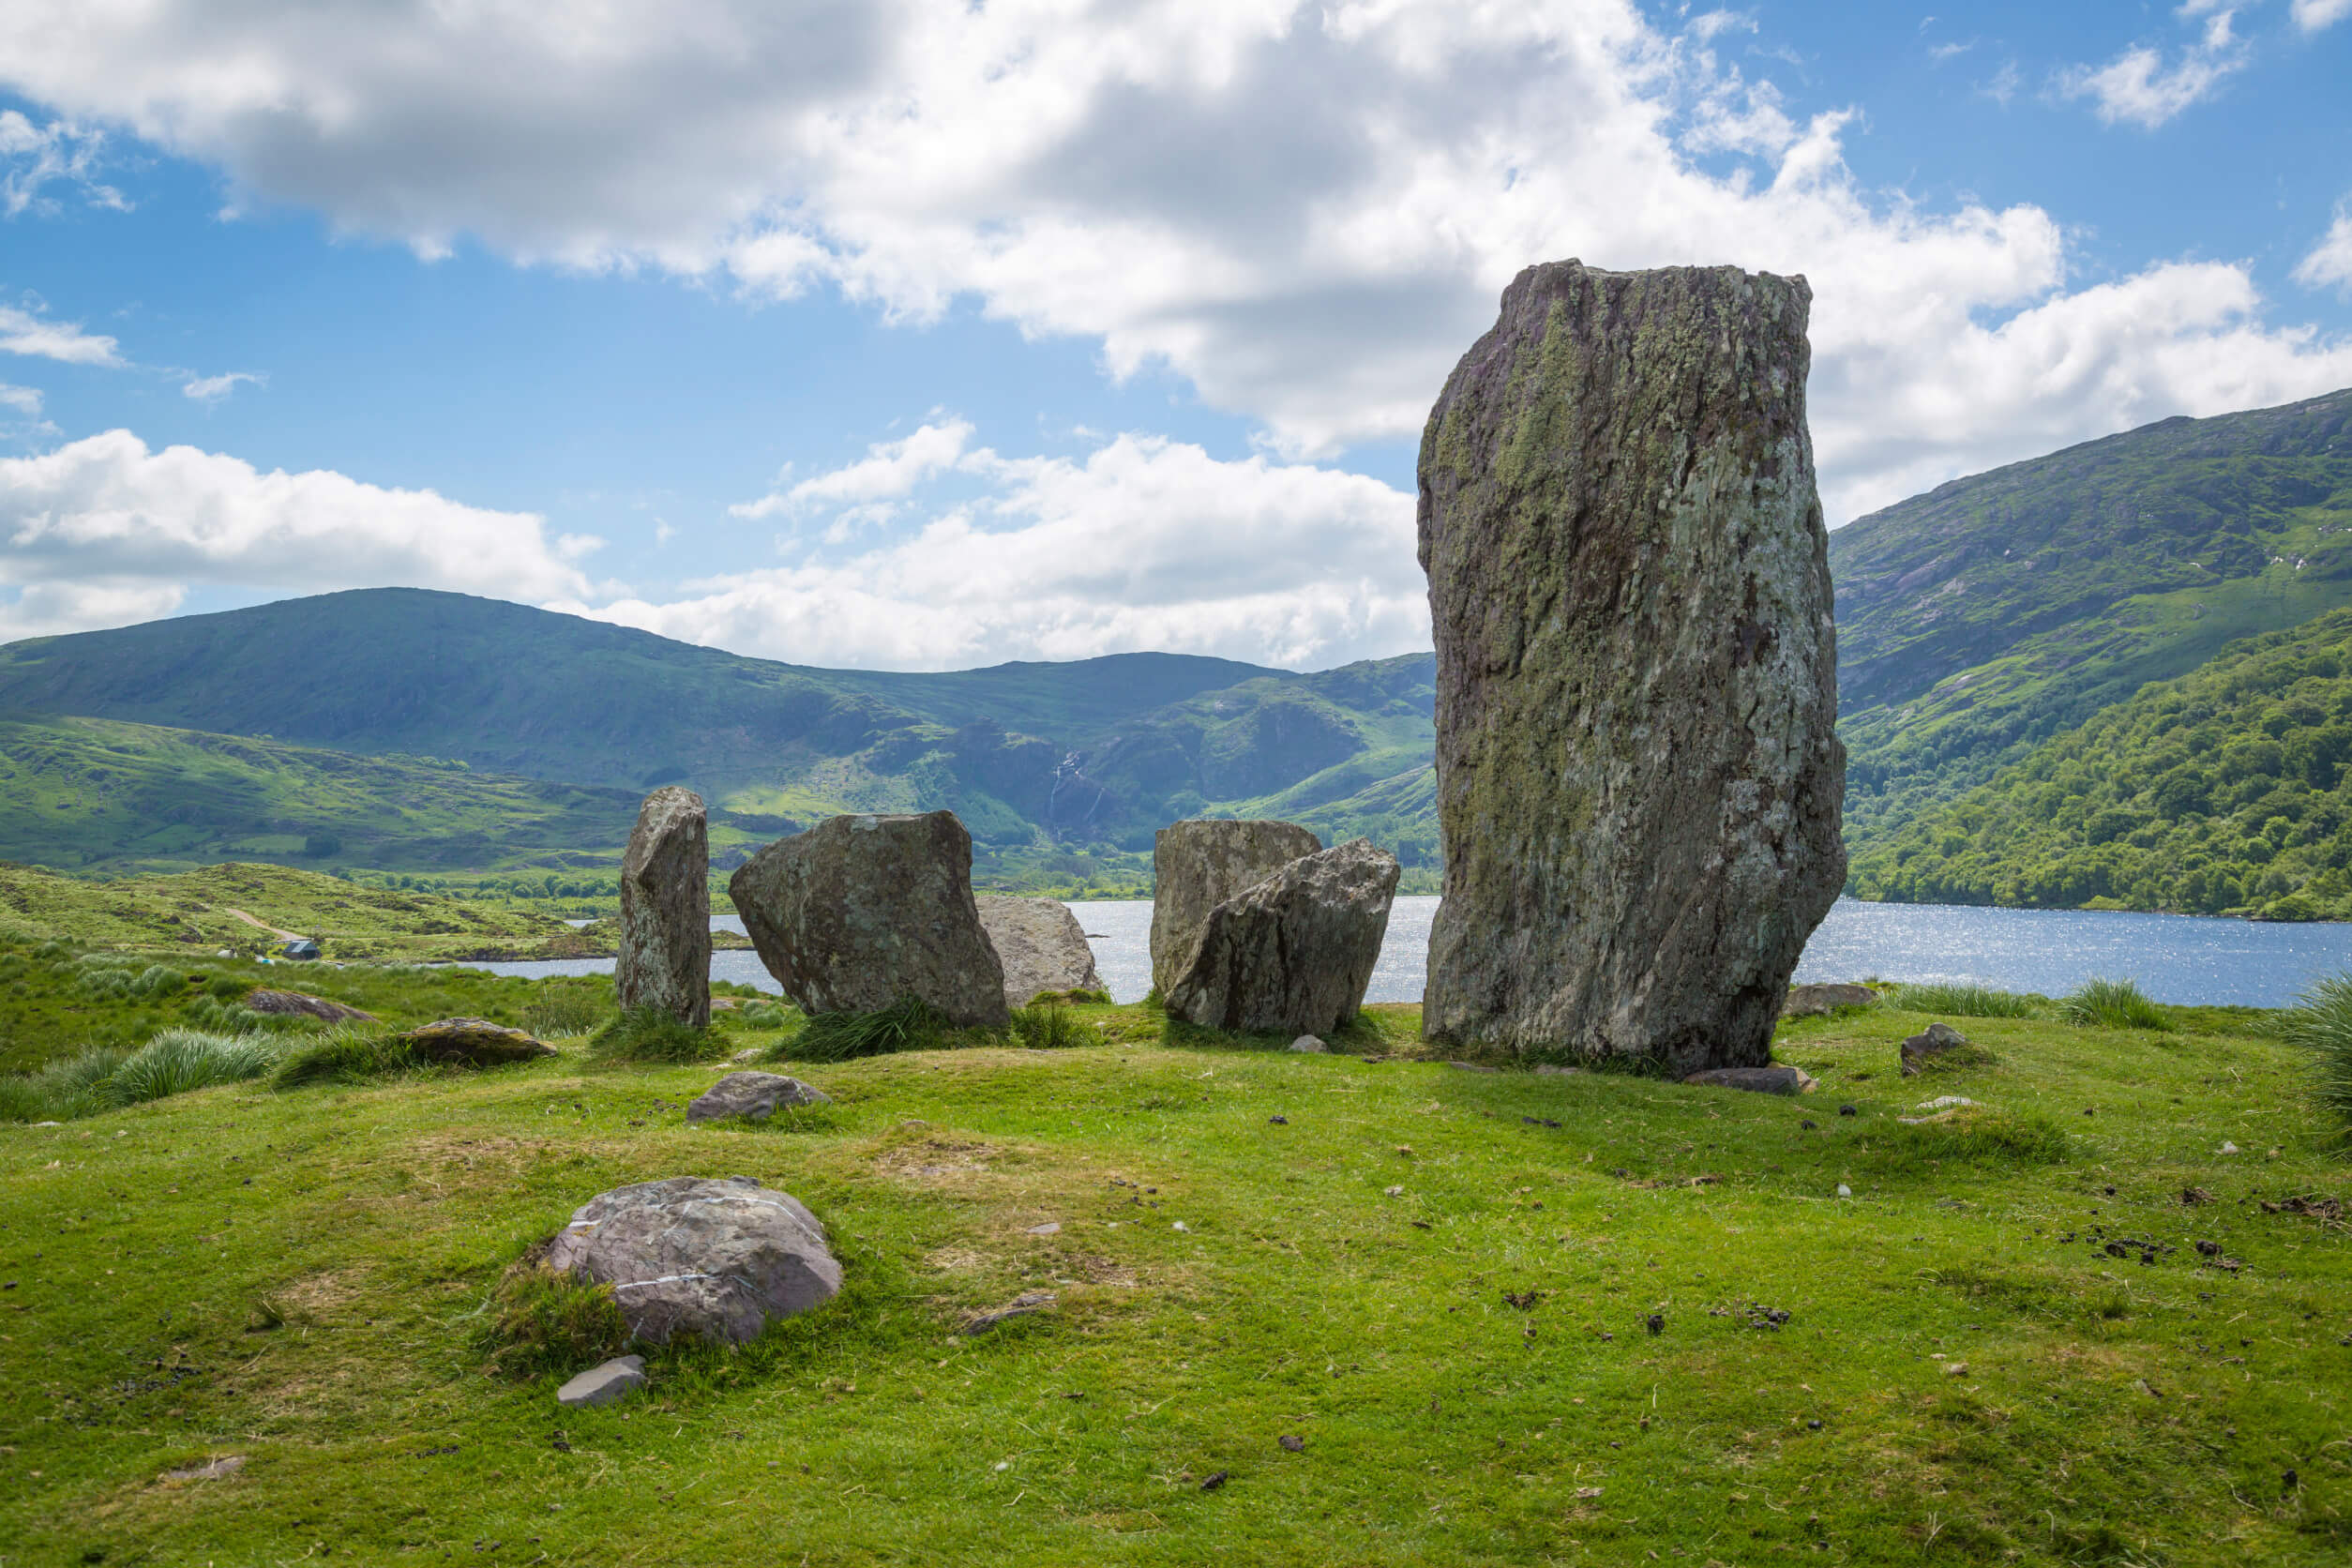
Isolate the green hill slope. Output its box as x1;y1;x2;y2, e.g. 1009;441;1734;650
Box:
1831;386;2352;860
1847;608;2352;918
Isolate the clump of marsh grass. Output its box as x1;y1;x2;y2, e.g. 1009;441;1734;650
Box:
1010;999;1090;1049
272;1031;424;1090
2273;974;2352;1140
104;1029;280;1107
1884;981;2039;1018
523;982;611;1039
2059;977;2172;1032
787;997;950;1063
0;1047;129;1123
588;1005;715;1064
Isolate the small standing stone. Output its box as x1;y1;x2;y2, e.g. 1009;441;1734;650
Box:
976;896;1104;1008
1164;838;1401;1035
556;1355;648;1409
617;786;711;1027
1149;819;1323;995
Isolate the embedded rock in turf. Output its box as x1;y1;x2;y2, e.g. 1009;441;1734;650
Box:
1417;258;1845;1073
976;895;1103;1008
617;785;710;1028
728;811;1008;1027
556;1354;647;1409
1149;818;1323;995
1683;1065;1817;1095
243;989;376;1024
399;1017;555;1066
686;1071;830;1123
1901;1021;1971;1075
546;1176;841;1345
1783;984;1876;1018
1165;838;1402;1035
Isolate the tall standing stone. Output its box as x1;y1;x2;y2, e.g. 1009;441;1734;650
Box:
1148;819;1322;996
1417;260;1845;1073
728;811;1010;1027
617;786;710;1028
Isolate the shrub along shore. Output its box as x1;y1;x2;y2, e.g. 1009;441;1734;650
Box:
1;937;2348;1561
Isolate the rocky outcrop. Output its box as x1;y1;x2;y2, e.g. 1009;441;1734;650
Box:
399;1018;555;1066
244;989;376;1025
1164;838;1401;1035
686;1071;831;1123
617;786;710;1027
1417;259;1846;1073
546;1175;840;1345
976;896;1104;1007
728;811;1009;1027
1148;819;1322;995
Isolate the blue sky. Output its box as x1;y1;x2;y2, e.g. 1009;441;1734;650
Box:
1;0;2348;671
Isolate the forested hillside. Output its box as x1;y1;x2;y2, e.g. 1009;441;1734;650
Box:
1848;610;2352;918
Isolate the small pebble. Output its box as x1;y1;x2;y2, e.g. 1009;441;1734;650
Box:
1278;1434;1304;1453
1837;1105;1857;1118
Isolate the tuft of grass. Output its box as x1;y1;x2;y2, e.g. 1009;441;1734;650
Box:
1883;981;2039;1018
738;999;801;1031
2059;976;2173;1031
271;1031;424;1090
1009;1000;1090;1049
103;1029;279;1107
522;982;611;1038
788;997;952;1063
0;1046;128;1123
2273;973;2352;1140
587;1005;716;1064
475;1260;633;1380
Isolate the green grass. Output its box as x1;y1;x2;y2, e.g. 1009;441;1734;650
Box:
2274;973;2352;1142
269;1033;426;1091
3;977;2349;1563
1882;981;2043;1018
2060;976;2175;1032
586;1006;720;1065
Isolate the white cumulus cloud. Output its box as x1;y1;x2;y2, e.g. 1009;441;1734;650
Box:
0;430;602;639
2297;205;2352;294
573;425;1423;670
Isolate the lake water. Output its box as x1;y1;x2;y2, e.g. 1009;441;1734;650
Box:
461;897;2352;1009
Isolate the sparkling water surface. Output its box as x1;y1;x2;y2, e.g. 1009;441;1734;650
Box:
460;897;2352;1009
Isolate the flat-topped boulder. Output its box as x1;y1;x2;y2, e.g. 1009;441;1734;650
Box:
1417;259;1845;1074
399;1018;555;1066
546;1175;840;1345
1165;838;1401;1035
1149;819;1322;996
728;811;1009;1027
976;896;1104;1008
617;785;710;1027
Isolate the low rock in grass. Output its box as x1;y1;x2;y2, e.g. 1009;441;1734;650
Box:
1289;1034;1327;1053
686;1071;830;1123
244;989;377;1025
1683;1065;1816;1095
976;896;1103;1008
1901;1021;1968;1075
547;1175;840;1345
556;1354;648;1409
1782;983;1876;1018
400;1018;555;1067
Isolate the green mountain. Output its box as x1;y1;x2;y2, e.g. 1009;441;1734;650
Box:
1848;608;2352;918
1830;386;2352;861
0;589;1435;881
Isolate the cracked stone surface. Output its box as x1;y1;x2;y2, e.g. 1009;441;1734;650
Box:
546;1176;840;1345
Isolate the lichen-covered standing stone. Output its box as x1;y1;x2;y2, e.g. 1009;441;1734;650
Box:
617;786;710;1027
1148;819;1322;996
1164;838;1401;1035
1417;259;1845;1072
976;895;1104;1007
728;811;1009;1026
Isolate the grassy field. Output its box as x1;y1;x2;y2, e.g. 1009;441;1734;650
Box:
3;964;2349;1564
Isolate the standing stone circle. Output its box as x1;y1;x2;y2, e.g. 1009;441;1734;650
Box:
1149;819;1322;996
1165;837;1402;1035
728;811;1009;1026
1417;259;1845;1073
617;786;711;1028
545;1176;841;1345
976;896;1104;1007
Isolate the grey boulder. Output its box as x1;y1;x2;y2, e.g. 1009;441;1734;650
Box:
1683;1065;1817;1095
686;1071;831;1123
556;1355;647;1409
976;896;1103;1007
546;1176;841;1345
1164;838;1401;1035
1417;260;1845;1074
1901;1021;1971;1076
399;1018;555;1066
728;811;1009;1027
1149;819;1322;996
617;786;711;1027
1783;984;1877;1018
1289;1034;1327;1053
244;990;376;1025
